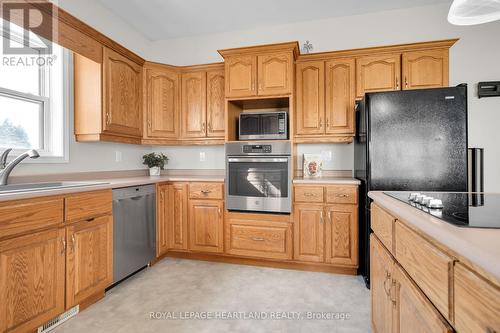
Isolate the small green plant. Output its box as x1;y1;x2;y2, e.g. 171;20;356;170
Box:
142;152;168;169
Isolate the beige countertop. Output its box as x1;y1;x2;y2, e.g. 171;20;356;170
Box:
369;191;500;282
293;176;360;185
0;174;224;202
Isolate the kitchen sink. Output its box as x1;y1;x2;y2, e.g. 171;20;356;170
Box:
0;181;109;194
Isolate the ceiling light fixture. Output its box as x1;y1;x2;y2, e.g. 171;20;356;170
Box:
448;0;500;25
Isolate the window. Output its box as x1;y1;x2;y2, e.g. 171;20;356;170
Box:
0;19;69;162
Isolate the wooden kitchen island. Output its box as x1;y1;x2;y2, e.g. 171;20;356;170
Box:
369;191;500;333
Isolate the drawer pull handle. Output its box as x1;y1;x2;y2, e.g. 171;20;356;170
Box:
304;193;317;197
251;237;265;242
86;217;95;222
201;189;212;194
337;194;349;198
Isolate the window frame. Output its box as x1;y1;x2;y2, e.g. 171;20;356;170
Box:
0;20;69;163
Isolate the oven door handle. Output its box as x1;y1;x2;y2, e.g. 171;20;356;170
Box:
227;157;289;163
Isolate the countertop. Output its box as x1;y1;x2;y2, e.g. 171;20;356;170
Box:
292;177;360;185
0;174;225;202
369;191;500;283
0;173;360;202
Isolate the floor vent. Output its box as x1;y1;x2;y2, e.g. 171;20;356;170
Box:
37;305;79;333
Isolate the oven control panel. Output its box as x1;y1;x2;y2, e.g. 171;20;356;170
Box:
243;145;272;153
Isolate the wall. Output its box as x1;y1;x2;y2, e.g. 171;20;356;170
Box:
146;3;500;191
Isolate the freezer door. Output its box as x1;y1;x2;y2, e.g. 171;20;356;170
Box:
367;87;468;192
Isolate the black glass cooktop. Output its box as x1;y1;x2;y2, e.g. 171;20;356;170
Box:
384;192;500;229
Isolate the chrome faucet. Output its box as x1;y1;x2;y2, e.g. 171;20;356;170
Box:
0;149;40;186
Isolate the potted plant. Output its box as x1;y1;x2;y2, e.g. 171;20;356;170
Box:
143;152;168;176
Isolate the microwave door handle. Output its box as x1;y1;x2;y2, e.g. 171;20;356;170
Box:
227;158;289;163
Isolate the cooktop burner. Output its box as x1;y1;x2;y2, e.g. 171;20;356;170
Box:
383;191;500;229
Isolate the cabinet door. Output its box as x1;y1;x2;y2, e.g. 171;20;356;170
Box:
167;183;189;251
225;55;257;98
295;61;325;135
325;58;355;135
393;264;453;333
156;184;169;256
402;49;449;90
356;54;401;98
293;204;324;262
257;52;293;96
206;69;225;138
324;204;358;266
370;234;395;333
66;215;113;308
145;67;179;138
189;200;224;253
0;229;65;333
181;72;207;138
103;47;143;137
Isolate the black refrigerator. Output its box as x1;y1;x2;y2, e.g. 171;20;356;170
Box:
354;86;468;287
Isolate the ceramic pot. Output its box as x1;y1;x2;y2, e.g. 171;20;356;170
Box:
149;166;161;176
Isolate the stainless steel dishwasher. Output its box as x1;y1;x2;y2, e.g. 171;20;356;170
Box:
112;184;156;284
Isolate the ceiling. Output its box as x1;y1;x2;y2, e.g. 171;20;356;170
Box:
97;0;451;41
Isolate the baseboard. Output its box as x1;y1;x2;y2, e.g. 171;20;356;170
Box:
161;251;358;275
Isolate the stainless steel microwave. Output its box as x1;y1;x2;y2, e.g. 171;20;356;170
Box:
239;111;288;140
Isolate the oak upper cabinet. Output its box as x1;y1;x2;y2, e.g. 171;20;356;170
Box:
144;64;179;139
293;204;324;262
181;71;207;138
66;215;113;308
0;229;66;333
324;204;358;266
74;46;144;144
180;65;225;141
167;183;189;251
206;69;226;137
224;55;257;98
370;234;395;333
325;58;355;136
295;61;325;136
188;200;224;253
356;53;401;98
257;52;293;96
402;49;449;90
219;42;299;98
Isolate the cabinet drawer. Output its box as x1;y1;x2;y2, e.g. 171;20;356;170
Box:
65;190;112;223
454;263;500;333
370;203;395;253
189;182;223;200
326;186;358;204
225;216;292;260
0;197;63;239
294;186;324;203
395;221;453;320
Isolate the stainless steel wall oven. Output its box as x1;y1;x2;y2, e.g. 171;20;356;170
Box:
225;142;292;213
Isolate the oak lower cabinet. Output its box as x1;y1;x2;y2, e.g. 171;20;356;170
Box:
0;228;66;333
74;46;143;144
370;234;452;333
293;185;359;268
188;200;224;253
0;190;113;333
66;215;113;308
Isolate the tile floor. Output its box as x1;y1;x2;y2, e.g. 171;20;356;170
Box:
53;258;371;333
